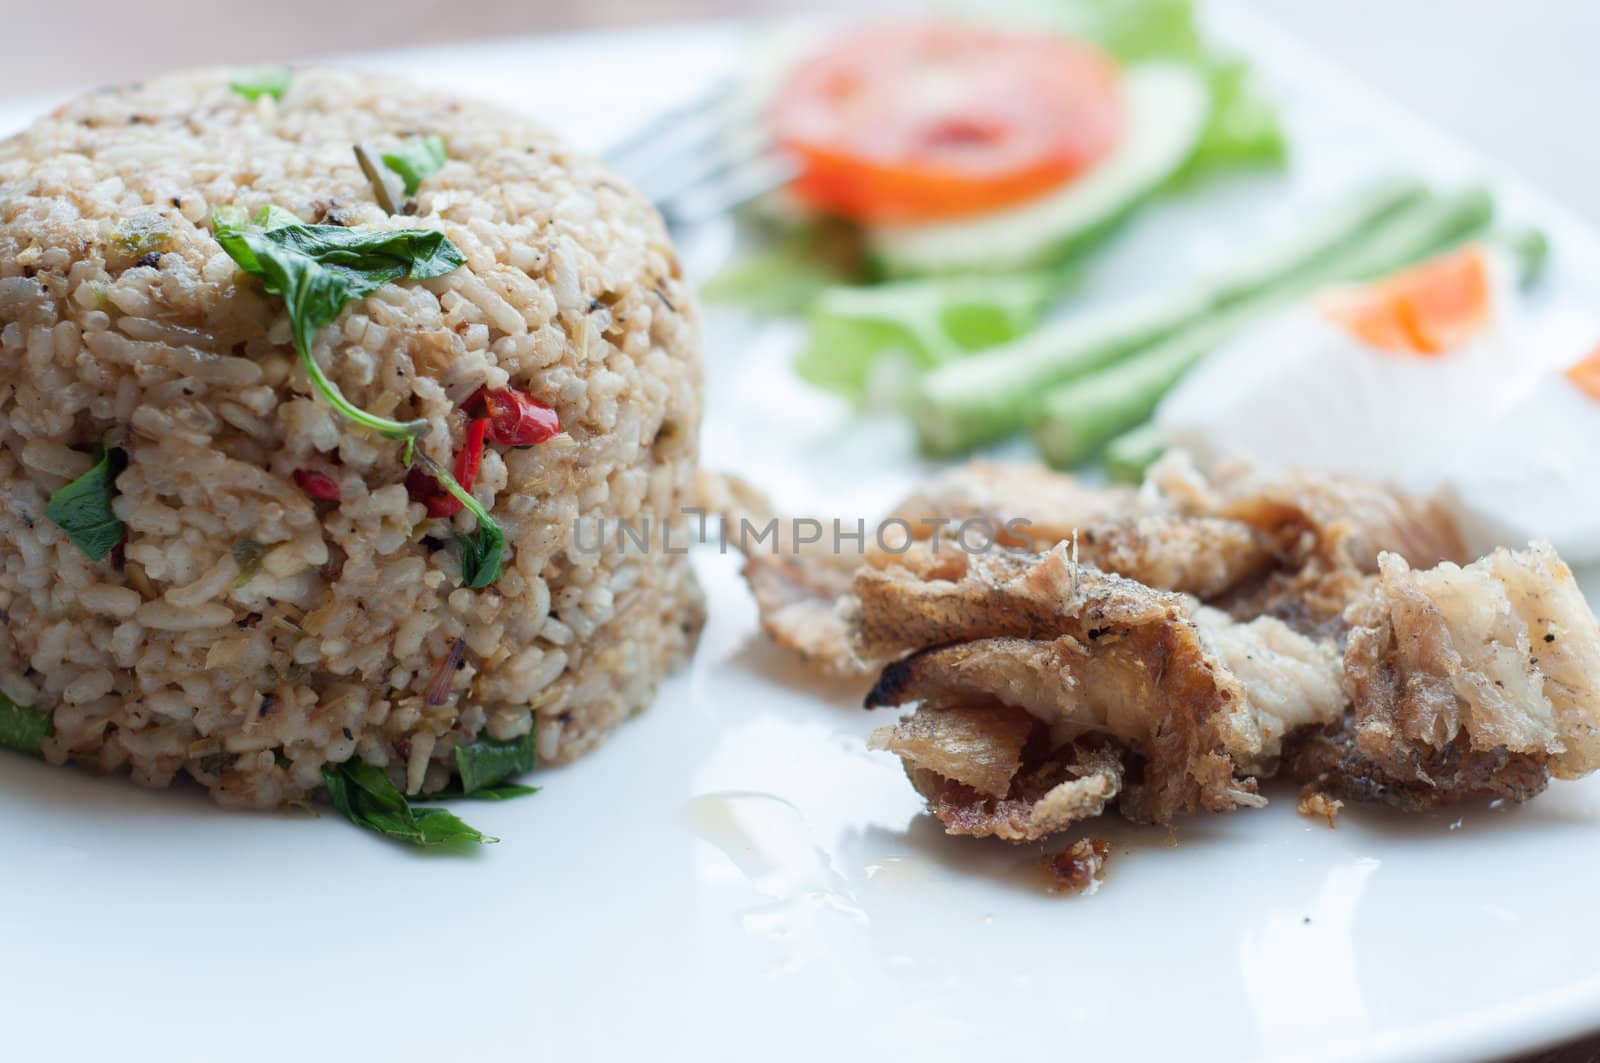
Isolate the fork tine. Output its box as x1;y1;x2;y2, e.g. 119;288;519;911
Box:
608;77;798;228
642;124;775;206
603;79;735;167
660;151;801;229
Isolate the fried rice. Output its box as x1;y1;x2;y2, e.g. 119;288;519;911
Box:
0;68;704;807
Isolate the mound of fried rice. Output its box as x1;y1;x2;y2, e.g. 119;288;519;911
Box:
0;68;704;807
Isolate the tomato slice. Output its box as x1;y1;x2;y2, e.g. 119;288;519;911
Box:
1318;245;1494;356
769;21;1124;224
1567;344;1600;402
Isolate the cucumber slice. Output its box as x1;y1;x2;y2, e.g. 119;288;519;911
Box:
867;62;1211;277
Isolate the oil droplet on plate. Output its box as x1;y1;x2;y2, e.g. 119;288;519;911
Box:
680;791;867;952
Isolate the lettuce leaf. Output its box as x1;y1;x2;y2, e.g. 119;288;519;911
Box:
983;0;1204;61
795;271;1067;398
701;217;868;316
1175;57;1288;183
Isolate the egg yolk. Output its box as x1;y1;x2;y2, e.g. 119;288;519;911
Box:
1567;344;1600;402
1318;245;1492;356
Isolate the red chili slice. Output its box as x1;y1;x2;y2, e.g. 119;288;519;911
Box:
406;418;489;519
467;386;560;448
293;468;342;502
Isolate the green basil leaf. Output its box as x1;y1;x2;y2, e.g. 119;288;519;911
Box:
454;731;536;794
413;782;540;802
455;525;504;590
321;760;496;847
44;445;127;561
461;782;539;801
213;211;464;358
382;135;448;196
212;207;460;444
230;66;292;102
210;208;505;589
0;691;52;757
411;806;495;845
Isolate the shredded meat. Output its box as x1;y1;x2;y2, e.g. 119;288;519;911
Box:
1144;452;1466;571
1286;543;1600;810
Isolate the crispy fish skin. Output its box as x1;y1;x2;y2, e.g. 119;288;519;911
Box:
1287;542;1600;810
867;703;1034;798
890;461;1138;549
697;470;869;677
851;543;1349;826
874;709;1125;842
1145;452;1469;637
717;457;1470;678
1077;516;1276;600
1145;452;1468;572
1286;717;1550;812
740;551;863;677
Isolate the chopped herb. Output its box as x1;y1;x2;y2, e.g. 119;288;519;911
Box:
322;760;495;847
0;691;51;757
381;135;448;196
110;211;173;262
232;538;266;587
44;445;127;561
230;66;292;102
352;145;400;215
454;731;536;795
414;451;504;588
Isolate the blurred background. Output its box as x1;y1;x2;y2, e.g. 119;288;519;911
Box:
5;1;1597;222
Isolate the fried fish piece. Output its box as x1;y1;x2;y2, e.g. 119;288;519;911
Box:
896;462;1276;598
697;470;868;677
889;461;1138;548
705;464;1150;678
1288;542;1600;810
1079;516;1276;602
853;543;1347;827
1147;453;1469;636
869;703;1125;842
1144;452;1466;571
713;456;1468;678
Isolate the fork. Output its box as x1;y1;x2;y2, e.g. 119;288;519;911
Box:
604;79;800;230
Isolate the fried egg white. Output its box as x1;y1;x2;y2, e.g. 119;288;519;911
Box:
1156;245;1535;493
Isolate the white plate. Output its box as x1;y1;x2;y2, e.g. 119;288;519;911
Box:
3;9;1600;1063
